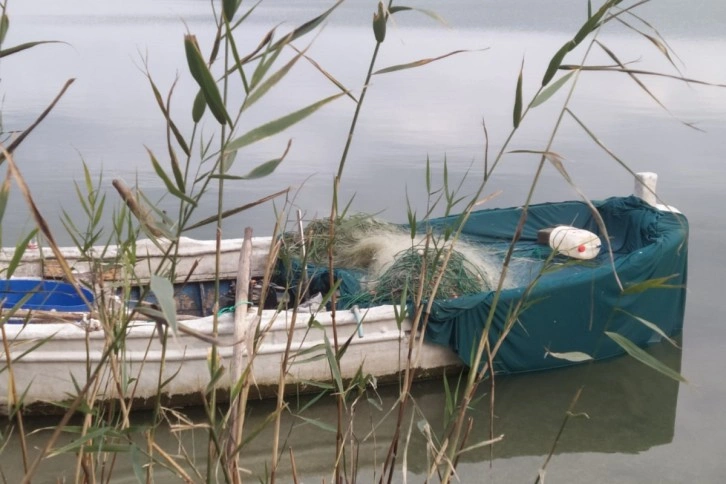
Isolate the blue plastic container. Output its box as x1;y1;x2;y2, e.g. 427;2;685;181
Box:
0;279;94;312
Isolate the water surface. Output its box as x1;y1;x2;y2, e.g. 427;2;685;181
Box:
3;1;726;482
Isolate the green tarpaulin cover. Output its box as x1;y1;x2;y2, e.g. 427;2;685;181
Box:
421;196;688;373
279;196;688;374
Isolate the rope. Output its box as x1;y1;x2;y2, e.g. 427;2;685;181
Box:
217;300;250;316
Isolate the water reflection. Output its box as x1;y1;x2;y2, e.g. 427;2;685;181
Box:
0;342;680;481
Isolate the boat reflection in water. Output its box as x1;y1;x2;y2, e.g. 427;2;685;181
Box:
234;341;681;480
3;340;681;482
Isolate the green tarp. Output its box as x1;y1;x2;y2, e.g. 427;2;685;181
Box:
279;196;688;374
421;196;688;373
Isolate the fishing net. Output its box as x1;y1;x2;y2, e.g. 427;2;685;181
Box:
278;214;503;308
370;245;489;301
283;214;399;268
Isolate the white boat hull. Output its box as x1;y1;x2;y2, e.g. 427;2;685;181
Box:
0;274;461;414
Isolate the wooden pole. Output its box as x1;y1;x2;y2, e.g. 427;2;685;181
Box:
228;227;254;481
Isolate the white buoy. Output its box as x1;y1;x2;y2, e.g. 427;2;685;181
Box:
548;226;602;260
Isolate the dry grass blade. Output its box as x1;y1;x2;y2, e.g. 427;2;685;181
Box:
0;324;30;474
373;48;488;75
558;64;726;88
614;16;680;72
456;433;504;456
223;23;276;77
595;41;699;131
150;441;195;483
112;178;166;237
535;386;584;484
184;187;289;231
389;6;450;27
290;44;358;103
4;147;88;302
613;3;685;68
269;0;344;52
564;107;673;207
0;79;75;164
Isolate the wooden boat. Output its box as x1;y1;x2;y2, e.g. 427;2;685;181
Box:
0;173;688;414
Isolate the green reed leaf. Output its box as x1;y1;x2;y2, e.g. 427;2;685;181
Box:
0;172;11;237
425;155;432;193
616;308;680;348
407;207;417;240
223;0;242;21
221;149;237;174
225;92;345;153
249;43;283;92
48;427;115;457
130;445;146;484
513;59;524;128
216;140;292;180
605;331;686;383
573;0;621;44
184;34;230;125
6;230;38;279
0;40;61;58
191;89;207;123
244;46;307;111
532;71;575;107
621;274;681;295
0;14;9;45
373;1;388;43
542;0;622;86
373;49;486;75
310;319;344;396
542;42;573;87
545;350;593;362
145;74;191;157
205;365;227;393
296;415;337;433
146;148;196;206
326;338;344;396
151;275;178;338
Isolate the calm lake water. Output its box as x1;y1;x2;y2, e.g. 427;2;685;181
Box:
3;0;726;482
